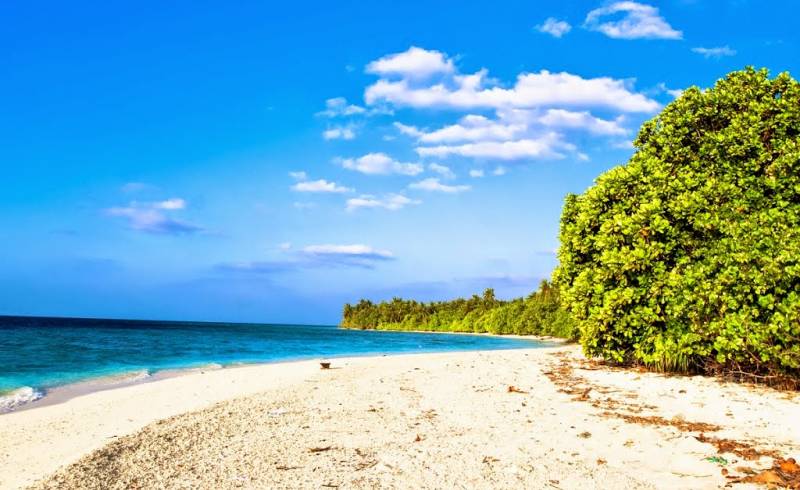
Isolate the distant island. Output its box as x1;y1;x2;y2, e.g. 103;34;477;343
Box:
342;280;576;339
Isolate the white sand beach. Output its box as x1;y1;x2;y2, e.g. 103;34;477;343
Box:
2;345;799;489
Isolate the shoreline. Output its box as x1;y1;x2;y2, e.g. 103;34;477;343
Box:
1;331;556;415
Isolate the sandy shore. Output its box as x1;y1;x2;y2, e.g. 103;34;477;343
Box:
2;345;799;489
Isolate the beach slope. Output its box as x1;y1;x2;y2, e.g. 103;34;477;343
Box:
3;346;799;489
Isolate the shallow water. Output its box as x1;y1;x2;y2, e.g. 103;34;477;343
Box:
0;315;547;410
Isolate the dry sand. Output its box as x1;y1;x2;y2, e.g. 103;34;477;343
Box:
2;345;798;489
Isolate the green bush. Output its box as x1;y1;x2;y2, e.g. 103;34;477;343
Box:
555;68;800;382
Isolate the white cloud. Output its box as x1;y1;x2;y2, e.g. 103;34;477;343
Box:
289;171;308;180
537;109;627;135
393;122;424;138
346;193;421;211
493;166;507;176
409;178;470;193
537;18;572;38
611;140;635;150
428;163;455;179
316;97;367;117
584;2;682;40
293;201;316;210
339;152;423;176
366;67;659;113
416;133;573;160
366;46;455;79
278;242;292;250
401;109;625;149
302;244;394;260
577;152;590;161
221;243;395;273
469;169;485;178
153;198;186;210
106;199;202;235
655;82;684;99
291;179;353;193
667;88;684;98
323;126;356;140
402;114;526;144
691;46;736;58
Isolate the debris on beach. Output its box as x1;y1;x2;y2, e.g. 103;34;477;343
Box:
308;446;333;453
320;362;331;369
694;433;781;461
728;458;800;487
507;385;528;394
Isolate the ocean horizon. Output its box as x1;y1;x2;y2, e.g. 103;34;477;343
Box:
0;315;548;412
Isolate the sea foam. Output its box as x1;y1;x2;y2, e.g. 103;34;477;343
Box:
0;386;44;412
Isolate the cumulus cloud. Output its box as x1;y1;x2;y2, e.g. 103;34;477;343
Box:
291;179;353;193
493;166;508;176
316;97;367;117
398;109;625;145
106;198;203;235
346;193;421;211
416;132;573;160
317;97;395;118
584;2;682;40
392;106;627;161
537;109;627;135
323;125;356;140
428;163;455;179
409;178;471;193
469;169;485;178
289;171;308;180
338;152;423;176
366;46;455;78
537;18;572;38
365;49;659;113
691;46;736;58
398;115;525;144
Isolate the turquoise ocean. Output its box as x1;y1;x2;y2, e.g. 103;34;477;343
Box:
0;315;547;412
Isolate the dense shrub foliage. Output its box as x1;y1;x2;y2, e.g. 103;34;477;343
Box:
341;281;577;339
555;68;800;381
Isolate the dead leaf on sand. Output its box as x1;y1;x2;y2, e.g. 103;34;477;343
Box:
728;458;800;487
508;385;528;394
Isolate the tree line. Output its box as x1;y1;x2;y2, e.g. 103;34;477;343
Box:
341;280;577;339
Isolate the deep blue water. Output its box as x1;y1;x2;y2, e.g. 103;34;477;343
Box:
0;315;546;409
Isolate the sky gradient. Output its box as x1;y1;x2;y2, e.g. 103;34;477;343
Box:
2;0;798;324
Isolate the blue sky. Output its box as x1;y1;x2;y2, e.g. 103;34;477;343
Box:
1;0;797;324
